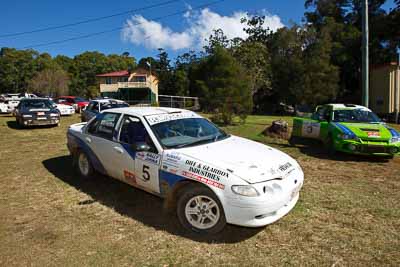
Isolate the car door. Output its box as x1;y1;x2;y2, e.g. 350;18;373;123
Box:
113;114;161;194
84;102;98;121
300;107;326;139
84;112;122;178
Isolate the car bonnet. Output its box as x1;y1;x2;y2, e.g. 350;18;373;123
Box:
334;122;392;140
175;135;299;184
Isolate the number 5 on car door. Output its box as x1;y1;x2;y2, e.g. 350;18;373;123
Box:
135;151;161;193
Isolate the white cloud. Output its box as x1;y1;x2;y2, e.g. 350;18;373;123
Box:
122;8;284;51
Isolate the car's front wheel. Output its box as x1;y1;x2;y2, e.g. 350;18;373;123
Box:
75;151;94;178
177;184;226;234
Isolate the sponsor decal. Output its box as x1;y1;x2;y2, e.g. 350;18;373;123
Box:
185;160;229;182
367;131;380;138
124;170;136;184
145;112;201;125
279;162;293;172
182;171;225;190
136;152;161;165
162;152;181;168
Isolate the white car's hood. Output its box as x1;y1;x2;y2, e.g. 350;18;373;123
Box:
177;135;298;184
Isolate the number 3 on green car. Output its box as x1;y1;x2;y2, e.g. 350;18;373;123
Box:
291;104;400;157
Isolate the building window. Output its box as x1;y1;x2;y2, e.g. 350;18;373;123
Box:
106;77;113;84
118;77;128;82
132;76;146;82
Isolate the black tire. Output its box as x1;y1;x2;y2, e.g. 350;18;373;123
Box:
325;135;336;155
288;135;299;146
177;184;226;234
74;150;94;178
16;117;24;128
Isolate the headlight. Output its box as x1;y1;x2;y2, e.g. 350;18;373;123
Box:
50;113;59;117
390;137;400;143
337;133;358;140
231;185;259;197
22;114;32;118
388;128;400;143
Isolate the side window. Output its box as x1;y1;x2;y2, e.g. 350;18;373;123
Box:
312;107;326;121
86;103;94;111
67;98;74;104
87;113;121;140
92;102;99;112
119;116;155;151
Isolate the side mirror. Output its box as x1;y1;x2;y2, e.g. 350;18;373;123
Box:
318;115;327;121
134;142;151;152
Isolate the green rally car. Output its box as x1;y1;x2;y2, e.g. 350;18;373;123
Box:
290;104;400;157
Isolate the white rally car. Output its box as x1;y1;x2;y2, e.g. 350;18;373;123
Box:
67;107;304;233
55;103;75;116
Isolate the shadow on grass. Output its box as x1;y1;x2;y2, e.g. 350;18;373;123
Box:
42;155;263;243
7;120;57;130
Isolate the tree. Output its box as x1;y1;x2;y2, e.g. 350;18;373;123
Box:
28;67;70;97
0;48;39;93
301;26;339;105
191;46;252;124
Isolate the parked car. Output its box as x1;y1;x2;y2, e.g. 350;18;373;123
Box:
81;99;129;122
67;107;304;234
54;96;89;113
55;102;76;116
290;103;400;157
15;98;60;127
0;101;10;113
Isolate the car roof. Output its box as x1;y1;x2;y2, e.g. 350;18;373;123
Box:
105;107;194;117
91;98;126;103
20;97;49;101
326;103;371;111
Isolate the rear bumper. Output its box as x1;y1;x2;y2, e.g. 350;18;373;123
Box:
59;109;75;115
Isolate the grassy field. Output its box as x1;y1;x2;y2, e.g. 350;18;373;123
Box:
0;113;399;266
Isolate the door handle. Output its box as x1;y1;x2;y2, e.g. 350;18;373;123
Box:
85;137;92;143
113;146;124;154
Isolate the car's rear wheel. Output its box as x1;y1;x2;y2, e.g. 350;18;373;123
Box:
177;184;226;234
75;151;93;178
325;135;336;155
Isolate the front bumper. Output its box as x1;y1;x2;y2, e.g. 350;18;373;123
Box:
335;140;400;156
21;117;60;126
223;169;303;227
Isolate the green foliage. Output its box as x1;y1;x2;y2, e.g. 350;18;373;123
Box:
192;46;252;124
0;49;136;97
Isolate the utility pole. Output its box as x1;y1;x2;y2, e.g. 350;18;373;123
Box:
395;50;400;124
362;0;369;107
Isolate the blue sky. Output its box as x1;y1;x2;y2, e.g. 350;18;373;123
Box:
0;0;396;61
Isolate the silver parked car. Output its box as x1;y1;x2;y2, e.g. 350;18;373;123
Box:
81;99;129;122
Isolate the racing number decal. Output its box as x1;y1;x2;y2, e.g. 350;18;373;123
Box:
142;165;150;181
134;152;161;194
302;122;321;138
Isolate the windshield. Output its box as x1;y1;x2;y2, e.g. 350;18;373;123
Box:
22;100;53;110
150;118;229;148
100;102;129;111
332;109;381;123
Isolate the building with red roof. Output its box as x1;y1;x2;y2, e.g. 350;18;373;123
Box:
96;68;158;105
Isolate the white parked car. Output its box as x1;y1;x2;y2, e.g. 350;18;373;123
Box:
67;107;304;233
55;103;75;116
0;102;10;113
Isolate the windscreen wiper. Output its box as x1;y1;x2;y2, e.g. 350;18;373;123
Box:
175;137;215;148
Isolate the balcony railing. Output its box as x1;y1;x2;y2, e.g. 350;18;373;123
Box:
117;81;152;88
